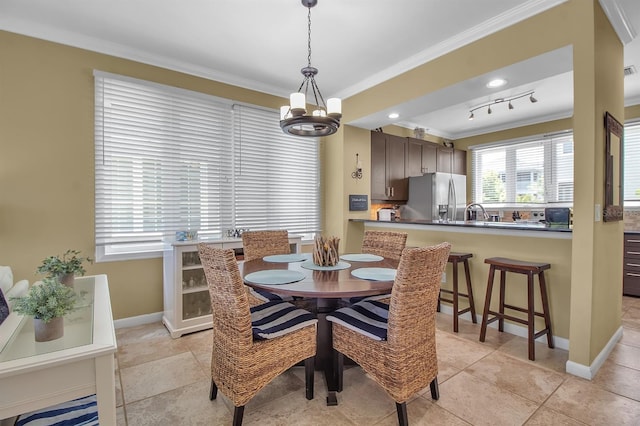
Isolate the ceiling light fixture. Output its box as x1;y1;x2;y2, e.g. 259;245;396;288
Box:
468;91;537;120
388;112;399;119
486;78;507;88
280;0;341;137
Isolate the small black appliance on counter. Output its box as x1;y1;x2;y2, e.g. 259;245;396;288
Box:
544;207;573;228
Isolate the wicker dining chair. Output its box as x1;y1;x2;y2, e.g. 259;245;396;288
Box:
242;230;294;306
347;230;408;305
242;230;292;261
198;244;317;426
361;230;408;260
328;242;451;426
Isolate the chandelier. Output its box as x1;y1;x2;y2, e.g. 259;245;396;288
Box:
468;91;537;120
280;0;341;137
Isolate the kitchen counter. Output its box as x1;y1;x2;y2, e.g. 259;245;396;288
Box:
347;218;573;345
350;218;571;239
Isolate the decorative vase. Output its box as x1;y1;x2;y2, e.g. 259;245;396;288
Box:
312;236;340;267
58;273;75;287
34;317;64;342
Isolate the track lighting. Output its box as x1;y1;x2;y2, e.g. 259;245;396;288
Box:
468;91;537;120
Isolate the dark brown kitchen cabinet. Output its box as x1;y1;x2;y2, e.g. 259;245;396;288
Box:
406;137;437;177
623;233;640;296
436;146;467;175
371;131;408;201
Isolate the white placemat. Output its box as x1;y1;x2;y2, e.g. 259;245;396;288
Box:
300;261;351;271
263;253;309;263
244;270;306;285
351;267;397;281
340;253;384;262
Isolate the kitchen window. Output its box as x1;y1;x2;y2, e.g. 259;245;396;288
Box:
94;71;320;262
470;133;574;205
624;120;640;201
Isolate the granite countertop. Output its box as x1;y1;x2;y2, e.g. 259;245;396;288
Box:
351;218;572;232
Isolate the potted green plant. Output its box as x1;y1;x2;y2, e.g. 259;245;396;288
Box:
11;277;78;341
36;249;93;287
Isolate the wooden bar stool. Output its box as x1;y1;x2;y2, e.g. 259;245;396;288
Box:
437;252;477;332
479;257;554;360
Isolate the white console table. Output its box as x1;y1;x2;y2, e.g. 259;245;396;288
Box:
0;275;116;424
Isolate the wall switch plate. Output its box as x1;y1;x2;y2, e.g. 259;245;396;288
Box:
595;204;601;222
441;272;446;283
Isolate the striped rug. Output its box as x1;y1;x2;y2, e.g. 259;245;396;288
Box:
15;395;98;426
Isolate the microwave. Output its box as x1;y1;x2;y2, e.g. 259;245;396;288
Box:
544;207;573;229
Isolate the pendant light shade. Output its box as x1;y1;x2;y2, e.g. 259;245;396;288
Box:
280;0;341;137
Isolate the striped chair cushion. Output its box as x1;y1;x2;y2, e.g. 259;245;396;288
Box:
251;301;317;340
327;299;389;341
249;288;293;302
15;394;98;426
346;293;391;305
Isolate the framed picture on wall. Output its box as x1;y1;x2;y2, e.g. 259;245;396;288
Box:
604;111;623;222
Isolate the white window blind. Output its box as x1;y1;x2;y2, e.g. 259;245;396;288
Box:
470;134;574;205
624;121;640;201
232;105;321;235
94;71;320;260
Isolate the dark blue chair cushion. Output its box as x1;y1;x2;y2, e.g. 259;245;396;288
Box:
0;288;8;326
250;301;316;340
327;299;390;341
15;394;98;426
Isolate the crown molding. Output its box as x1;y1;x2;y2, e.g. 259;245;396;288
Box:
599;0;637;44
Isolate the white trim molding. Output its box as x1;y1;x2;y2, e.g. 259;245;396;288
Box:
599;0;637;44
113;312;163;330
565;326;623;380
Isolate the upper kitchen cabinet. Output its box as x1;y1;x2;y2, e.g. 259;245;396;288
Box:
436;146;467;175
406;137;437;177
371;131;408;201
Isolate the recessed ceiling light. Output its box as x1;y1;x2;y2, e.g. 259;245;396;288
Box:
486;78;507;88
388;113;399;119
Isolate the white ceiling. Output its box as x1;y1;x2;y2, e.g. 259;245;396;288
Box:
1;0;639;139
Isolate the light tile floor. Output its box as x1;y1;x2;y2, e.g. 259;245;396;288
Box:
114;296;640;425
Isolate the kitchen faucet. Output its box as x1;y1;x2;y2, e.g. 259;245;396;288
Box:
464;203;489;221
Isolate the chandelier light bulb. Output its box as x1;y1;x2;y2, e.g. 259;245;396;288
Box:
487;105;492;114
529;94;538;103
508;101;514;110
468;112;474;120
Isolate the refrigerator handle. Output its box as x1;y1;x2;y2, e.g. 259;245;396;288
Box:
448;177;456;221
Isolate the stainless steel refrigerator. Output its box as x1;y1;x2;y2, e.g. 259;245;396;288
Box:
401;173;467;221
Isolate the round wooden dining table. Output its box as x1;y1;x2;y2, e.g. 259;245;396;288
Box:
240;254;398;406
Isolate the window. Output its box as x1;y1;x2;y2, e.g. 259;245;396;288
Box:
470;133;573;205
94;71;320;261
624;121;640;201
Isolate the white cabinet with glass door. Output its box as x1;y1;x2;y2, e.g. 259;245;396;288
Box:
162;236;302;338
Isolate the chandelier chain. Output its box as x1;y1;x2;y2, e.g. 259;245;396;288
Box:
307;7;312;68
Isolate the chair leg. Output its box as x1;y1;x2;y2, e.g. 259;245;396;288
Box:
396;402;408;426
209;379;218;400
479;265;496;342
305;356;315;400
232;406;245;426
333;350;344;392
429;377;440;400
463;259;478;324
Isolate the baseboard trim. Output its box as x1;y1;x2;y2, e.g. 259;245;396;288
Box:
113;312;163;329
565;326;623;380
438;305;569;350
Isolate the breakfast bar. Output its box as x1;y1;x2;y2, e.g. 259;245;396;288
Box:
349;219;572;348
